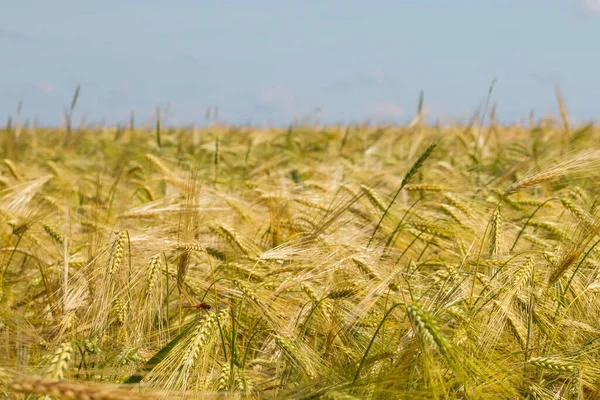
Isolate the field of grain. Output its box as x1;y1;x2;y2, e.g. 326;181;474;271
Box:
1;109;600;399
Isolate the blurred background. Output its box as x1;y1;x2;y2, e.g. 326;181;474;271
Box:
1;0;599;126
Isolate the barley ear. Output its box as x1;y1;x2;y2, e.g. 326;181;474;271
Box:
528;357;576;373
488;206;503;257
368;138;440;247
9;376;146;400
45;342;73;380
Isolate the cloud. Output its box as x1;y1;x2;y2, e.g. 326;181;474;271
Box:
363;102;404;119
359;68;386;84
260;86;294;106
323;68;403;94
35;81;57;95
254;86;298;121
582;0;600;14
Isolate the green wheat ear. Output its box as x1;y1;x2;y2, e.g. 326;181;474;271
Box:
368;138;440;247
156;105;162;148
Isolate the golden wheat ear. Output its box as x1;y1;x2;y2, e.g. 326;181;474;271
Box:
9;375;150;400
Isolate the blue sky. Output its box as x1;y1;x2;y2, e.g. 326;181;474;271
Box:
1;1;600;126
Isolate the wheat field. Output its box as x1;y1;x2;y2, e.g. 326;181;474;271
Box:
1;108;600;399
